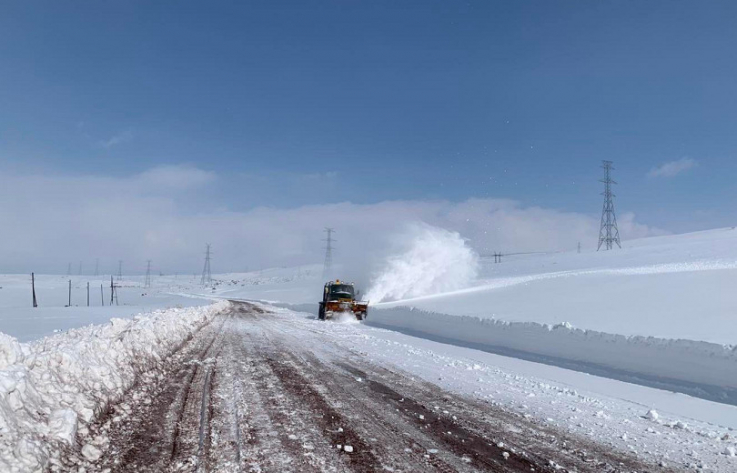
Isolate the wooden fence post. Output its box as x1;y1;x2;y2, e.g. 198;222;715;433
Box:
32;273;38;308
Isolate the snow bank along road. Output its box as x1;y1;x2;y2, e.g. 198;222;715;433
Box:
62;302;674;473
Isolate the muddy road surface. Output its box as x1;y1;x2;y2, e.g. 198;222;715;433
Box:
63;302;671;472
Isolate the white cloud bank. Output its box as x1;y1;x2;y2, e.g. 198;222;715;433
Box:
0;165;665;276
648;158;697;178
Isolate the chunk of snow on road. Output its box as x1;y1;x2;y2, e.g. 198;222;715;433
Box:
47;409;77;444
343;445;354;453
646;409;660;421
81;444;102;462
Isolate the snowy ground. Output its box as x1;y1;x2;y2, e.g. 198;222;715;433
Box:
2;301;735;472
0;274;213;341
3;229;737;470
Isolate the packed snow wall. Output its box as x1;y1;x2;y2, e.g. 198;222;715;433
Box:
0;301;230;471
367;307;737;404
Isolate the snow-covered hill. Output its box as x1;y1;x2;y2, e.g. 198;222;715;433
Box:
378;227;737;344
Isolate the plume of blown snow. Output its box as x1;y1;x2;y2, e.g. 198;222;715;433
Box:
366;224;479;303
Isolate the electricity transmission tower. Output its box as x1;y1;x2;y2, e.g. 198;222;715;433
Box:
201;244;212;286
597;160;621;251
145;260;152;288
118;260;123;281
322;228;335;279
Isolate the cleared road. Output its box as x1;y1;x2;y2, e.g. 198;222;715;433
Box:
69;302;670;472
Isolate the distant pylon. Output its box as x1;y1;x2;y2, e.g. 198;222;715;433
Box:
201;244;212;286
145;260;152;288
322;228;335;279
118;260;123;281
597;160;622;251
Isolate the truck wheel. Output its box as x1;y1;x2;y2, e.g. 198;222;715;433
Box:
318;305;326;320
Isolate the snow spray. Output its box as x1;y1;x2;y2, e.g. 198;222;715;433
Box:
366;224;479;303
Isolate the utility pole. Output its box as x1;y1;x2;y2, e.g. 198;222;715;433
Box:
145;260;152;288
201;244;212;286
101;284;104;306
597;160;622;251
87;282;90;307
32;273;38;308
577;242;581;254
68;280;72;307
110;276;118;305
94;259;99;277
322;228;335;279
118;260;123;281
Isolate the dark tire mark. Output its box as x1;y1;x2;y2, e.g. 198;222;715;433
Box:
262;356;384;473
338;363;551;472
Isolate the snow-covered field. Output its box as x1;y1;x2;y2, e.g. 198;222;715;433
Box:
378;228;737;345
0;274;213;341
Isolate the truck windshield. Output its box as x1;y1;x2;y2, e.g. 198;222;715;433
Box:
330;284;354;298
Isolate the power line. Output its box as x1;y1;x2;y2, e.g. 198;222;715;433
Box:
201;244;212;286
322;227;335;279
597;160;622;251
145;260;152;288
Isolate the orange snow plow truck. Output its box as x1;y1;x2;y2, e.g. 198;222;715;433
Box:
318;280;368;321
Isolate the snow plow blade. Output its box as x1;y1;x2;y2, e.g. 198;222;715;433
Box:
319;301;368;321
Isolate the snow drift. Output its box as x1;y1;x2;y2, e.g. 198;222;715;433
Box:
366;224;479;303
367;306;737;404
0;301;229;471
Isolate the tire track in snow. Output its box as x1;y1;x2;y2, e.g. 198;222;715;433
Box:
77;302;679;473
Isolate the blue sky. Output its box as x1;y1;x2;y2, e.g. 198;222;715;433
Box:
0;1;736;271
